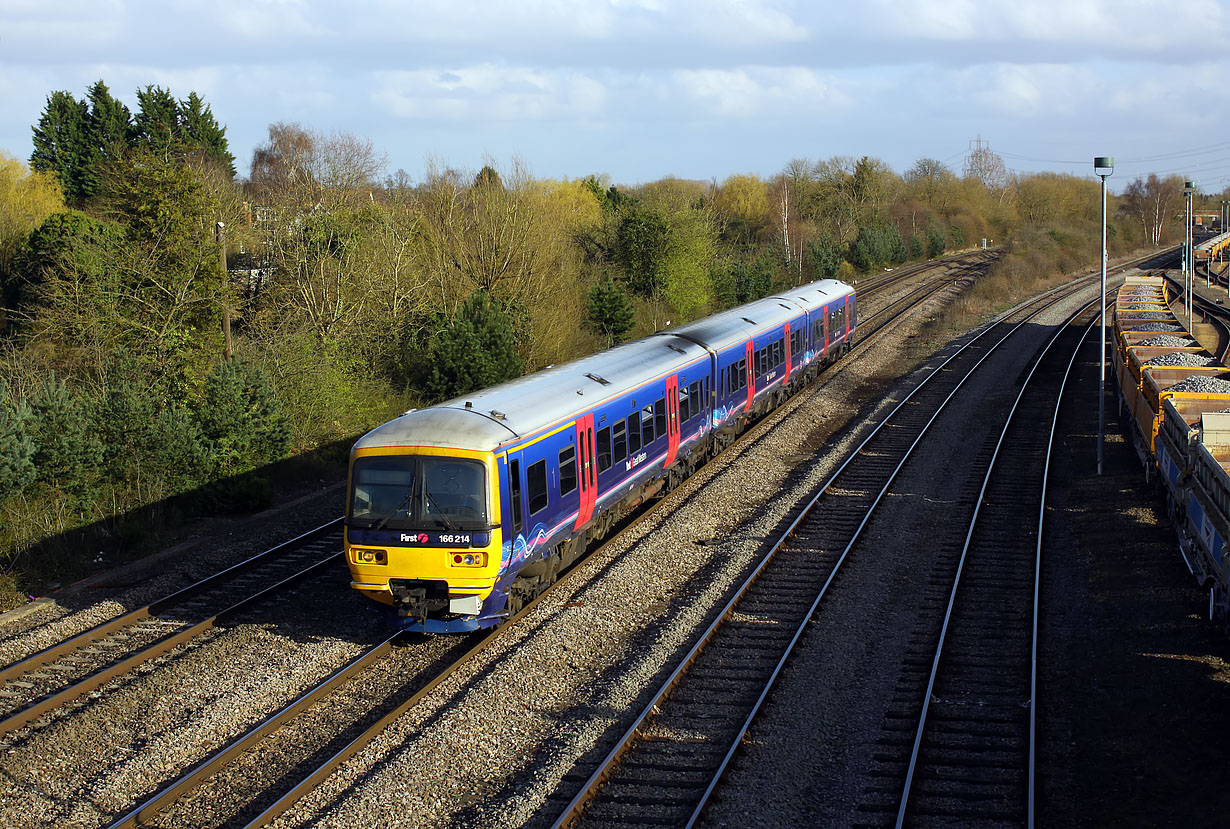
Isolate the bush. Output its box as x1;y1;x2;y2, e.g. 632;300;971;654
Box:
28;372;101;499
197;358;292;476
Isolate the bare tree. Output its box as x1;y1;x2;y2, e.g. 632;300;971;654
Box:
1120;174;1184;246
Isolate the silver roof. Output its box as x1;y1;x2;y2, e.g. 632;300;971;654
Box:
771;279;853;312
354;333;706;454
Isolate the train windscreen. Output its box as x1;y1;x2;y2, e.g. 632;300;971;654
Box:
349;456;489;531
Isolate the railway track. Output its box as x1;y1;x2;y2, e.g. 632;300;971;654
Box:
870;299;1099;827
548;274;1103;828
87;255;993;828
0;520;343;739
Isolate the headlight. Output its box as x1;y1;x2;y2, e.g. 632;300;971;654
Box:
351;548;387;565
451;553;487;567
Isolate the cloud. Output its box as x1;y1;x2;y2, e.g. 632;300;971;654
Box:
372;66;608;122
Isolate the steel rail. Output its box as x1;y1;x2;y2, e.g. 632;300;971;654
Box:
0;518;343;685
553;277;1097;828
893;298;1099;828
0;550;341;739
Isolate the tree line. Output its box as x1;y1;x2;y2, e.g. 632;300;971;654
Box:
0;78;1209;600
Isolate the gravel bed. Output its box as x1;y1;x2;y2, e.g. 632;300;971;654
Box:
0;485;346;669
1129;323;1185;332
1168;376;1230;394
1136;335;1195;348
260;265;985;828
1124;311;1176;319
1147;353;1216;367
0;569;384;828
1125;303;1169;311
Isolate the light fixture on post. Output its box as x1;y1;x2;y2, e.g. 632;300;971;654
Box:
1185;181;1195;322
1094;156;1114;475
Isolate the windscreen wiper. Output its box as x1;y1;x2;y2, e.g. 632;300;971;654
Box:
372;492;413;531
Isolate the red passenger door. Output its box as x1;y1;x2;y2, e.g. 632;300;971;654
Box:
783;322;792;384
664;375;681;468
574;414;597;531
745;340;755;411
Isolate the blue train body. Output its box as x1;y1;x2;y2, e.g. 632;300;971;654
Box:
345;279;856;631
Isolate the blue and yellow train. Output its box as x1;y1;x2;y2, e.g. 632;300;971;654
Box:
345;279;856;631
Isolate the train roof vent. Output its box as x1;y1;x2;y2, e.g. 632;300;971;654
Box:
584;372;611;386
490;410;506;420
666;343;686;354
779;302;792;309
741;316;756;325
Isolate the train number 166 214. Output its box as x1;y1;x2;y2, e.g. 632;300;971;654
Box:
439;534;471;544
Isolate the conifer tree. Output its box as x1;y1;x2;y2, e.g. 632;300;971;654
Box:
30;91;91;203
585;274;635;346
178;92;235;176
0;383;35;502
197;359;292;476
28;372;102;497
427;290;525;400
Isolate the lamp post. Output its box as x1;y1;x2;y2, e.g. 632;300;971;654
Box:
1185;181;1195;322
1095;157;1114;475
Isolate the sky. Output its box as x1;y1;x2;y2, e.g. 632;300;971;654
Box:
3;0;1230;192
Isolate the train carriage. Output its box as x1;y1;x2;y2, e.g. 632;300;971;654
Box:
346;278;857;632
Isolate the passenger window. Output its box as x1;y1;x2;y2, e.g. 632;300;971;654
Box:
642;404;655;445
679;383;691;422
654;398;666;436
628;412;641;453
509;458;523;533
613;419;628;462
527;459;548;515
558;445;577;496
597;427;612;473
689;382;701;418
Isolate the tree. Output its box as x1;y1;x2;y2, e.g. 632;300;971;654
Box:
133;85;181;151
804;234;843;281
177;92;235;176
1121;174;1183;246
426;290;525;400
585;274;635;346
0;382;35;502
197;358;291;476
29;91;91;203
27;372;101;498
616;207;674;300
0;152;64;289
964;141;1009;191
927;225;947;258
82;81;133;198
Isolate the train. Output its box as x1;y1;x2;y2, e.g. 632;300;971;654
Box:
345;279;857;632
1113;273;1230;633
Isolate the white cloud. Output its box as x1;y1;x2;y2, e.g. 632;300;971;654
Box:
371;66;608;122
673;66;840;117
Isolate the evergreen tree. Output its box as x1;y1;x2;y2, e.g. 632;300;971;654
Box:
927;226;947;258
28;372;102;497
133;85;181;151
908;234;925;260
178;92;235;177
30;91;91;203
585;274;635;346
0;382;35;502
427;290;525;400
731;257;773;303
804;234;842;281
616;207;674;299
197;358;292;477
82;80;133;197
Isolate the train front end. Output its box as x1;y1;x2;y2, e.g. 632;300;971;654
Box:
345;410;507;632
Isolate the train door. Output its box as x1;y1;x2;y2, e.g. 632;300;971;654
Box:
823;306;830;357
504;452;526;566
664;375;681;467
745;340;755;411
783;322;792;384
574;414;597;531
